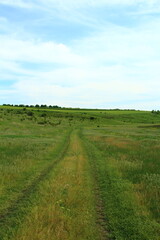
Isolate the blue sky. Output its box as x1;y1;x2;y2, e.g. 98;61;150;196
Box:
0;0;160;109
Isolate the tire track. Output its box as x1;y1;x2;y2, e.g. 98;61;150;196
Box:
0;130;72;239
80;134;110;240
9;129;100;240
94;175;110;240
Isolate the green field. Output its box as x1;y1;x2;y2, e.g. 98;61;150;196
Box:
0;106;160;240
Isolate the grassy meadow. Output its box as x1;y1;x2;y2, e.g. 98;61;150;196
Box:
0;106;160;239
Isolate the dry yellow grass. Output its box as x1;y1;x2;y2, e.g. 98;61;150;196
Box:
89;135;138;149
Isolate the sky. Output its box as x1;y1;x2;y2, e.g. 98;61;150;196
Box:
0;0;160;109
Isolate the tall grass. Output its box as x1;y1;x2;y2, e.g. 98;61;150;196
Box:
1;107;160;239
82;125;160;240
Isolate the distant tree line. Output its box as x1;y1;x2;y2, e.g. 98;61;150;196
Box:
2;104;61;109
151;110;160;114
2;104;138;111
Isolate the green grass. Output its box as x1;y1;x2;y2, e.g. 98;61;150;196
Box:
81;125;160;239
11;130;99;240
0;106;160;240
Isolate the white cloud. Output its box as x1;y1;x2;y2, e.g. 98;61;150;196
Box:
0;0;34;8
1;15;160;108
74;19;160;64
1;0;160;12
1;0;160;109
0;0;158;7
9;60;160;107
12;73;157;108
0;37;85;66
